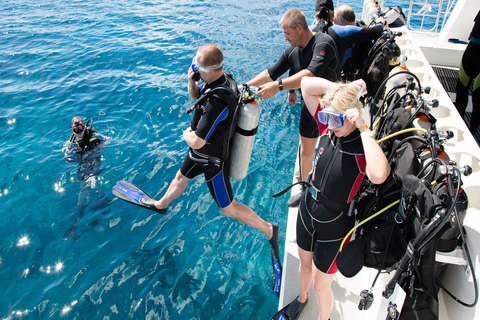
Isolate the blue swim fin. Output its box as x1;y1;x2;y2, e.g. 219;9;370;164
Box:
112;180;166;214
270;304;290;320
269;223;282;297
270;296;308;320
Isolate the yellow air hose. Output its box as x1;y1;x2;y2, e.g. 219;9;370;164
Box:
339;199;401;252
376;128;427;144
338;128;426;250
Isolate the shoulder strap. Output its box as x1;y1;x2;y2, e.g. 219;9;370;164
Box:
186;73;239;114
210;86;237;108
211;72;239;108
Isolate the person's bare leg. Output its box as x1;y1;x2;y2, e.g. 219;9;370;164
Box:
312;268;336;320
287;135;318;207
299;135;317;181
297;246;314;303
154;170;190;210
221;200;273;240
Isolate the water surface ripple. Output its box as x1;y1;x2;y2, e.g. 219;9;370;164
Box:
0;0;314;318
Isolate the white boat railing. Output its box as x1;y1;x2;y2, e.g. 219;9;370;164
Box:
404;0;458;32
340;0;459;33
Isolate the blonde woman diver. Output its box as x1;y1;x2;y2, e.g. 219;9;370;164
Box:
274;77;390;320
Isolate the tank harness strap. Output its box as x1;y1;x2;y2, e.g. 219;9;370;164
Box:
273;181;350;212
236;126;258;136
272;181;308;197
186;89;211;114
187;85;237;115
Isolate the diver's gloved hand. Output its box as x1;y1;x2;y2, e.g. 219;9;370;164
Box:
86;175;97;189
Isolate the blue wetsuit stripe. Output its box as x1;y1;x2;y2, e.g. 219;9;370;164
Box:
212;171;231;208
205;107;229;141
330;25;362;37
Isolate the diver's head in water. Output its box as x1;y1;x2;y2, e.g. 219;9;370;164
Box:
71;116;86;139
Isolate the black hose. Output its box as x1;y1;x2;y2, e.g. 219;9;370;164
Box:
372;70;422;105
383;211;445;299
373;90;419;137
435;166;479;307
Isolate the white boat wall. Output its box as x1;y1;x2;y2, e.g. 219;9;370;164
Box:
279;0;480;319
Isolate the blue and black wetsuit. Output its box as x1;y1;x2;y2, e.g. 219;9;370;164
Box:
180;74;235;208
296;110;366;274
268;32;340;139
327;23;384;68
456;10;480;135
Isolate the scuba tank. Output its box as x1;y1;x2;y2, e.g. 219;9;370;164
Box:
362;2;406;28
362;0;380;25
186;74;260;180
383;6;406;28
384;55;408;98
229;87;261;180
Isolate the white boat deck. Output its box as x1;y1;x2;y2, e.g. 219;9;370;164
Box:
278;20;480;320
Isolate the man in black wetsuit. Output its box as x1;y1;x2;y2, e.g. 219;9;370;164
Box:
152;44;282;295
455;10;480;137
246;8;340;207
327;5;385;69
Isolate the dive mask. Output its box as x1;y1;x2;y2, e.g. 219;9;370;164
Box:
317;106;346;128
191;57;223;73
72;123;85;134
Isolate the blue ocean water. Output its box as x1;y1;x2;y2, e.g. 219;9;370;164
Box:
0;0;312;318
0;0;436;318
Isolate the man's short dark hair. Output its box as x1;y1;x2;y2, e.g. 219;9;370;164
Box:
315;0;334;12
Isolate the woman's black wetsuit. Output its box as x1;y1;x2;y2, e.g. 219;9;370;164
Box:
296;123;366;274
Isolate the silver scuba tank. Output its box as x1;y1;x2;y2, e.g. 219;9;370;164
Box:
384;55;409;98
229;90;261;180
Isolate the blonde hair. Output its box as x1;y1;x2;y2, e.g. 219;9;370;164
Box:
71;116;83;126
319;83;363;112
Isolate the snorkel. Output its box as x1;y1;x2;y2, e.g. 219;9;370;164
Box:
191;57;201;81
